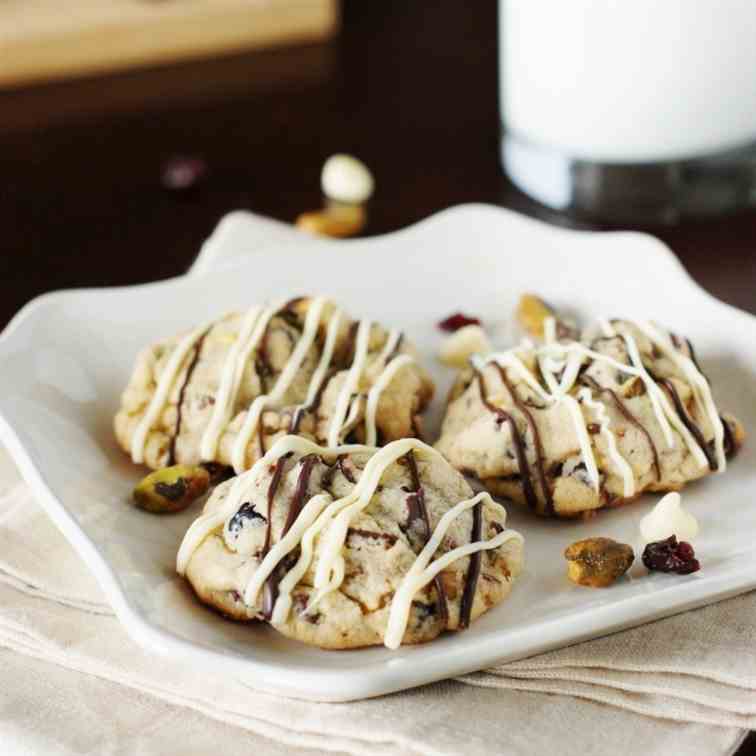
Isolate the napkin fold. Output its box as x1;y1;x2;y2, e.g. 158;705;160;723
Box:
0;466;752;756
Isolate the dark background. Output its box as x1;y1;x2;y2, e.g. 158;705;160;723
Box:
1;2;753;750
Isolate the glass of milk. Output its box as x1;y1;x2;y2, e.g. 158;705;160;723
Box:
500;0;756;222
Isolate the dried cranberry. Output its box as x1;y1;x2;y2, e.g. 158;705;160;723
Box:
438;312;482;332
642;535;700;575
161;156;208;191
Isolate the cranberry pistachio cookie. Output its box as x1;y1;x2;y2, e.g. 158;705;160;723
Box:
177;437;523;649
436;308;744;519
115;297;433;474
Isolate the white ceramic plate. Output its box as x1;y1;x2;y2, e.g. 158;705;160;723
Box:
2;204;755;702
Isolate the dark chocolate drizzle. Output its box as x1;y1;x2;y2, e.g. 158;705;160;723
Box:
474;368;539;511
337;455;357;484
684;337;710;382
671;333;712;386
262;453;317;619
494;364;554;516
253;303;293;434
320;454;356;490
670;332;715;391
721;415;737;459
290;320;364;438
262;453;291;554
255;317;278;390
387;332;404;362
405;451;448;627
288;408;305;435
167;329;209;465
288;366;339;434
320;455;340;490
580;374;661;482
684;338;730;460
283;454;318;534
458;500;482;630
346;528;398;548
651;373;717;471
580;375;661;481
257;416;267;458
255;354;272;393
342;321;359;367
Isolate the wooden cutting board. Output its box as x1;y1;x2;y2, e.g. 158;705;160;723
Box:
1;0;338;88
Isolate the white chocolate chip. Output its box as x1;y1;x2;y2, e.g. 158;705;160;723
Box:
438;325;492;368
321;154;374;204
640;492;699;543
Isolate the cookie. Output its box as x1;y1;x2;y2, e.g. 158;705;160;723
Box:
177;436;523;649
115;297;434;473
436;317;744;518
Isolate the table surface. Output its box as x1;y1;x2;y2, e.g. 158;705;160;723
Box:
1;1;753;751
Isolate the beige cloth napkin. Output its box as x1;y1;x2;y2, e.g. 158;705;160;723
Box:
0;460;753;756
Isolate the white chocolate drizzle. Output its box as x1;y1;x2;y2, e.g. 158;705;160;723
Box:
377;328;402;363
576;387;635;497
292;307;344;422
617;328;676;448
598;319;713;466
229;297;327;472
613;325;711;468
327;319;372;446
635;321;725;471
242;492;331;606
131;322;209;464
543;315;557;344
384;491;522;649
597;318;615;338
475;318;725;499
364;352;413;446
199;304;266;461
563;394;601;492
532;344;601;491
341;394;364;437
176;435;522;649
135;297;418;473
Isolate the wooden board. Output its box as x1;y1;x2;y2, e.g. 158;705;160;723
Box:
0;0;338;88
